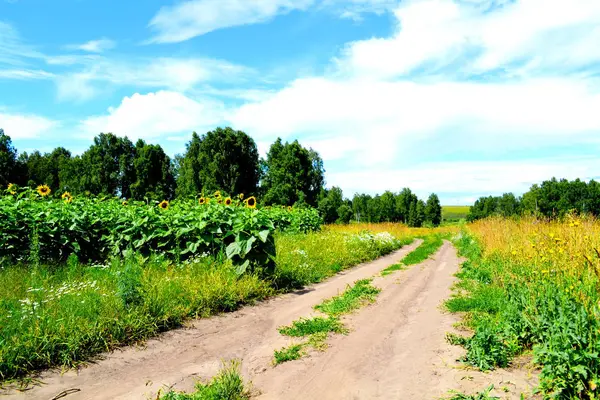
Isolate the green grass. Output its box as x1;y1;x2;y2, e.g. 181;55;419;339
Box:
442;205;470;222
159;361;250;400
381;234;445;276
314;279;380;317
0;229;410;381
274;278;383;364
278;317;346;337
273;344;304;365
444;385;499;400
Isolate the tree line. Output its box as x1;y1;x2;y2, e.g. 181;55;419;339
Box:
468;178;600;221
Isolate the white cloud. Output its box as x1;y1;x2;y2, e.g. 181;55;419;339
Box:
69;38;116;53
56;57;252;101
80;91;225;140
0;112;58;139
0;21;45;66
0;69;54;79
338;0;600;79
148;0;314;43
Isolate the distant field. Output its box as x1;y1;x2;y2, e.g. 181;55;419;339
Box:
442;205;470;221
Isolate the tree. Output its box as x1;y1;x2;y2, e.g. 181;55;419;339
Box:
131;140;175;200
262;138;324;206
396;188;417;223
176;132;203;197
0;129;21;186
352;193;371;222
197;127;260;196
416;199;426;227
318;187;344;223
379;191;397;222
424;193;442;226
23;147;72;191
337;204;353;224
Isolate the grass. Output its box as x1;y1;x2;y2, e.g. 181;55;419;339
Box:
273;344;304;364
274;278;382;365
447;216;600;398
381;234;445;276
314;279;381;317
444;385;499;400
0;226;416;381
159;361;250;400
278;317;346;337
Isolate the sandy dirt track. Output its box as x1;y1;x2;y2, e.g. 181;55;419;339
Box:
6;240;538;399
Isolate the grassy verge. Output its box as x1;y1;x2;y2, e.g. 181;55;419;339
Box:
447;230;600;398
0;228;411;381
381;234;445;276
159;361;250;400
274;278;381;365
444;386;499;400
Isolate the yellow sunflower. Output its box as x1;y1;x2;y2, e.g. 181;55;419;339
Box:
159;200;169;210
287;206;292;211
238;193;244;200
7;183;16;195
198;197;207;205
37;184;51;197
214;190;222;199
245;196;257;209
61;191;73;203
224;197;232;206
122;200;128;206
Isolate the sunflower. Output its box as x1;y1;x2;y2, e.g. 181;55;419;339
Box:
61;191;73;203
159;200;169;210
7;183;16;195
287;206;292;211
122;200;128;206
198;197;207;205
37;184;51;197
245;196;257;209
224;197;232;206
238;193;244;200
214;190;222;199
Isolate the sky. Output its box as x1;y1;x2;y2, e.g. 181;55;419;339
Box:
1;0;599;205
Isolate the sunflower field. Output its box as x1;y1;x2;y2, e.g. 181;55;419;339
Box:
0;186;322;273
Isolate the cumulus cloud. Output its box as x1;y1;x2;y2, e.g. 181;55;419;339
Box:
0;112;58;139
80;91;225;141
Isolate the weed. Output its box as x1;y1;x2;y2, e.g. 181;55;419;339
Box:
273;344;305;365
314;279;380;317
159;360;249;400
445;385;499;400
381;234;445;276
278;317;345;337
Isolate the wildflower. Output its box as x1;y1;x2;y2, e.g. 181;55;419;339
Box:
7;183;16;195
37;184;51;197
198;197;207;205
238;193;244;200
224;197;232;206
245;196;257;209
159;200;169;210
511;251;517;256
61;191;73;203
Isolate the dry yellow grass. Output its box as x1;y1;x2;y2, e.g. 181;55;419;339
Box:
468;215;600;280
326;222;459;240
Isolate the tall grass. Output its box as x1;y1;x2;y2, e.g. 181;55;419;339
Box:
0;226;415;381
448;216;600;398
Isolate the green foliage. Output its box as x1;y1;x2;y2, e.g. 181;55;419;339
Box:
0;129;23;187
159;361;250;400
131;140;175;201
273;344;304;365
116;256;144;308
425;193;442;226
278;316;345;337
314;279;380;317
381;235;444;276
448;232;600;398
336;204;353;224
177;128;260;198
0;192;285;273
261;138;324;207
445;385;499;400
318;187;344;223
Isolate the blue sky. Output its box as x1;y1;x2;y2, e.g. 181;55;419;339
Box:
1;0;599;204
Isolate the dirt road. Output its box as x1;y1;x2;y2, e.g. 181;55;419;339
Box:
6;241;537;399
